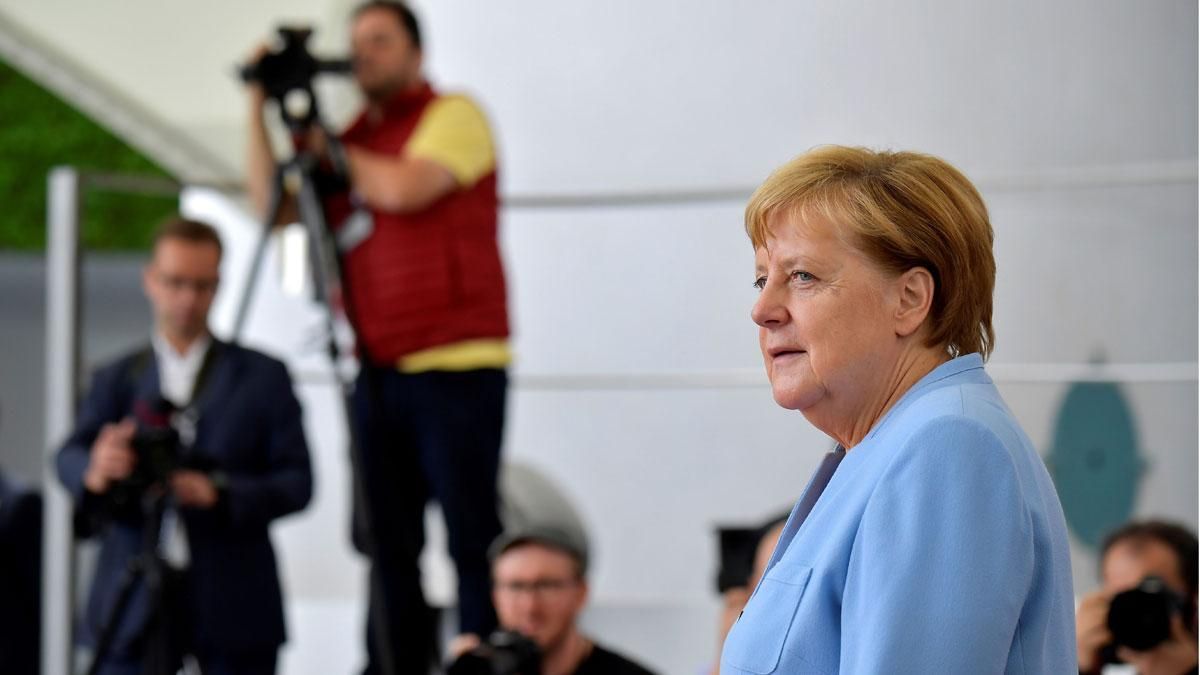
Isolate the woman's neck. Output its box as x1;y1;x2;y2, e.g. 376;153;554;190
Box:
836;346;950;450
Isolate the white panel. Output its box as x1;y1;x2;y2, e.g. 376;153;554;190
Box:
0;1;1193;190
390;0;1198;193
502;201;761;375
501;181;1199;375
988;182;1199;364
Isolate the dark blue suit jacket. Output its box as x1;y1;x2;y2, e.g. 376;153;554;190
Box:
57;339;313;659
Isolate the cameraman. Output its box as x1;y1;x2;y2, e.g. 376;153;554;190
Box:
56;218;313;675
711;513;787;675
450;527;658;675
1077;520;1198;675
244;2;510;672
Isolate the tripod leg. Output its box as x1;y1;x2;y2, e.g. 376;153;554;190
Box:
232;163;290;342
294;163;340;320
141;564;186;675
85;559;144;675
86;493;184;675
292;166;403;675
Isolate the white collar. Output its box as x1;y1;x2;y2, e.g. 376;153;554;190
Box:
151;332;212;408
151;331;212;364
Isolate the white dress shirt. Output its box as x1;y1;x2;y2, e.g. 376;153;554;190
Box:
151;331;212;408
150;331;211;569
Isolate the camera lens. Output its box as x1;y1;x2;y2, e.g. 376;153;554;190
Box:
1107;576;1180;651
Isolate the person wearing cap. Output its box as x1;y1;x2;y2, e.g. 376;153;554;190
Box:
451;527;658;675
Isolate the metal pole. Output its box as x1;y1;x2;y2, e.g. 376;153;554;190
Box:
42;166;81;675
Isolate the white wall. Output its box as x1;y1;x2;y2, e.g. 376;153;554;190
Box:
420;1;1196;194
7;1;1195;673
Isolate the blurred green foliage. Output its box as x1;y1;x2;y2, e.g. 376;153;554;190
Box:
0;59;178;251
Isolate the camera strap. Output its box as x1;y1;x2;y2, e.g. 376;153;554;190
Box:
125;340;225;447
176;341;224;449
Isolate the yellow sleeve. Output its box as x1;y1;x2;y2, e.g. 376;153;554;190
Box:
404;94;496;187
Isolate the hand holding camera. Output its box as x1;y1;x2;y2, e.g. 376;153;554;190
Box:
243;44;272;108
170;470;218;509
1115;612;1197;675
1078;576;1198;675
84;418;137;495
86;412;218;509
1109;576;1198;675
447;630;541;675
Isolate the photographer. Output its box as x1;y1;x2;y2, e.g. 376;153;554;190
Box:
244;2;510;672
710;513;787;675
1078;520;1198;675
56;218;312;675
449;527;658;675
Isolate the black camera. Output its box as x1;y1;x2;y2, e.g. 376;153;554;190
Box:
239;27;351;128
130;427;183;486
108;426;182;510
1107;576;1190;652
448;630;541;675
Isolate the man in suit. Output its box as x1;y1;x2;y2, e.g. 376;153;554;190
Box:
57;217;313;675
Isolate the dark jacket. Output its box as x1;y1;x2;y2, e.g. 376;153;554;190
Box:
56;339;312;659
0;471;42;673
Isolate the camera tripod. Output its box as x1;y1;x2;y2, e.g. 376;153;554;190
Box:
85;488;187;675
230;124;402;675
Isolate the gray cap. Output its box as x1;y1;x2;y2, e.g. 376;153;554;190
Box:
493;461;591;575
488;524;589;575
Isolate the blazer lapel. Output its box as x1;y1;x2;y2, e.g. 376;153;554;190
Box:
130;350;163;419
189;340;237;453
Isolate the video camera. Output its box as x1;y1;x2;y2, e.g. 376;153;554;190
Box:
447;630;541;675
1107;575;1193;655
239;26;352;129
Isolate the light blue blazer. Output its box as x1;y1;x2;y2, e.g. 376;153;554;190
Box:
721;354;1076;674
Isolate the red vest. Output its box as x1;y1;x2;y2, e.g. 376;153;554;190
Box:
325;84;509;364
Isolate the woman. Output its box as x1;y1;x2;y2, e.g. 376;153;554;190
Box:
720;147;1076;674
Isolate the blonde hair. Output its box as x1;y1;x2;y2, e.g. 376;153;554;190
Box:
745;146;995;359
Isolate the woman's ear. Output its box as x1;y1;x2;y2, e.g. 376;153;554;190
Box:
894;266;935;338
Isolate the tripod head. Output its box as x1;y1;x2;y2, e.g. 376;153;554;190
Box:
240;26;352;131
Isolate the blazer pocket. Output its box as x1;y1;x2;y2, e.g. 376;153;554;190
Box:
723;564;813;674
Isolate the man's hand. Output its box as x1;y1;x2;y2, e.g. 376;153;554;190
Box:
447;633;481;662
83;419;137;494
305;125;331;162
1116;613;1199;675
243;44;271;106
171;470;219;509
1077;590;1115;672
244;41;303;224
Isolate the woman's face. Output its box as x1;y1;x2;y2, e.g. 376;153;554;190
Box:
751;211;906;428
